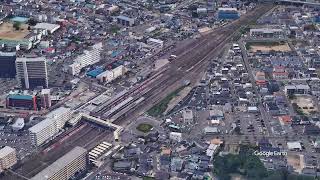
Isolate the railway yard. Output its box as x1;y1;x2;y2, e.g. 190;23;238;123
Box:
2;0;320;180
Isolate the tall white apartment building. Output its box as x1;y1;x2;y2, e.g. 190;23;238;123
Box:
29;118;58;146
69;43;102;75
15;57;48;89
0;146;17;172
31;146;87;180
29;107;72;146
45;106;72;129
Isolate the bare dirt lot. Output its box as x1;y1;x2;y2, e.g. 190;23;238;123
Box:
0;22;30;40
246;41;291;52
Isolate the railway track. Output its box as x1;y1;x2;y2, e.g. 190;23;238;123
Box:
110;4;275;125
94;4;275;124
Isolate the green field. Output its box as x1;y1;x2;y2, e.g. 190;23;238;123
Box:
147;86;185;117
136;123;153;133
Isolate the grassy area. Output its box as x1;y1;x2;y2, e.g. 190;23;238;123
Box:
147;86;185;117
136;123;153;133
109;25;120;34
245;41;286;50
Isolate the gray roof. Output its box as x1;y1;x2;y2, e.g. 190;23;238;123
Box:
31;146;87;180
28;118;56;133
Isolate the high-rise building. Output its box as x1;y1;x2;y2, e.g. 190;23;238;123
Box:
0;146;17;173
40;89;51;109
16;57;48;89
29;118;57;146
69;43;102;75
29;107;72;146
45;107;72;129
31;146;87;180
0;52;16;78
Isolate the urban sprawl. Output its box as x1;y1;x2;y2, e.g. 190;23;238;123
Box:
0;0;320;180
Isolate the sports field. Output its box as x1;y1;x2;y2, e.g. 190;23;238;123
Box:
0;22;30;40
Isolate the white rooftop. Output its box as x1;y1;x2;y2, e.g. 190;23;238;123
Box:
31;146;87;180
46;106;71;119
34;23;60;32
287;141;302;150
29;118;56;133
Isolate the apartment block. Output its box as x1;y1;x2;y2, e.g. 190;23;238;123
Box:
31;146;87;180
0;146;17;172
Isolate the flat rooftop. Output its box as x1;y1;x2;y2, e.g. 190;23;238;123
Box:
31;146;87;180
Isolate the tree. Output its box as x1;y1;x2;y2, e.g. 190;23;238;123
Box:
27;18;38;26
13;22;21;30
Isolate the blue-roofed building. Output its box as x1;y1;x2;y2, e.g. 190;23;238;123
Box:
6;94;37;110
86;67;104;78
315;16;320;23
218;8;240;20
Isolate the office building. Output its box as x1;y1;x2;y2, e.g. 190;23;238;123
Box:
31;146;87;180
6;94;37;110
40;89;51;109
0;52;16;78
29;107;72;146
117;15;135;26
69;43;102;75
16;57;48;89
0;146;17;173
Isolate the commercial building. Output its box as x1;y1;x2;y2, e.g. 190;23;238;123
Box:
0;52;16;78
6;94;37;110
147;38;164;49
169;132;182;142
16;57;48;89
272;66;288;80
218;8;239;20
31;146;87;180
0;146;17;173
182;110;193;124
285;84;310;95
117;15;135;26
96;65;126;83
250;28;284;38
40;89;51;109
29;107;72;146
255;71;267;85
69;43;102;75
11;118;25;131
